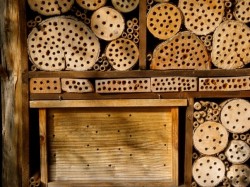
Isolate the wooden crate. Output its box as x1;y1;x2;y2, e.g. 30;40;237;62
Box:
36;99;187;187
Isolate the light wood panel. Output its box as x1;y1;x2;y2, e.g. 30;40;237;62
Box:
45;107;179;185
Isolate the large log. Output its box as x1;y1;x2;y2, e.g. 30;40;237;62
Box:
227;165;250;187
27;16;100;71
233;0;250;23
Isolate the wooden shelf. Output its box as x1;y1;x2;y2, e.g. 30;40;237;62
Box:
28;69;250;79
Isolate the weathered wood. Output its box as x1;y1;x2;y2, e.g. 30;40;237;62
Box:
211;20;250;69
151;32;211;70
147;3;182;40
139;0;147;70
227;165;250;187
39;109;48;187
220;99;250;133
30;99;187;108
178;0;224;35
90;7;125;41
96;78;150;93
105;38;139;71
1;0;29;186
192;156;225;187
30;78;61;93
47;107;178;185
233;0;250;23
28;16;100;71
76;0;106;11
112;0;139;13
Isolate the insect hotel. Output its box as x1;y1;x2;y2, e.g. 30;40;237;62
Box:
1;0;250;187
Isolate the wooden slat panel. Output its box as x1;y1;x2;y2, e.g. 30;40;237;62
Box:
30;78;61;93
30;99;187;108
47;107;178;186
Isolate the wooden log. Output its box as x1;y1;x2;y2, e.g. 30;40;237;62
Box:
28;16;100;71
151;31;211;70
193;121;229;155
192;156;225;187
220;99;250;133
151;77;197;92
76;0;106;11
90;7;125;41
61;79;94;93
30;78;61;94
233;0;250;23
147;3;182;40
27;0;74;16
178;0;224;35
225;140;250;164
111;0;139;13
105;38;139;71
95;78;151;93
227;165;250;187
211;20;250;69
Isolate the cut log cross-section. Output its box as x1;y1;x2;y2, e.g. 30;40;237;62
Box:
112;0;139;13
76;0;107;11
233;0;250;23
227;165;250;187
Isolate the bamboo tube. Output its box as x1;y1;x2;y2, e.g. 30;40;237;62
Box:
207;108;213;114
192;152;199;160
199;111;206;118
93;64;100;71
127;20;133;28
211;102;219;110
196;117;204;124
205;114;213;121
212;109;220;116
101;53;107;60
247;138;250;145
223;181;231;187
99;65;106;71
121;32;128;39
194;102;202;110
206;45;212;51
206;34;213;41
103;60;109;67
127;28;134;34
27;20;36;28
240;134;247;141
31;65;37;71
204;40;212;47
147;0;154;5
191;181;197;187
193;121;200;128
223;176;229;183
133;37;139;44
98;56;103;63
34;16;42;23
147;54;153;62
132;18;139;25
133;30;139;38
76;10;82;17
84;18;90;25
193;111;201;119
225;1;232;8
133;24;139;31
233;133;239;140
226;12;233;20
29;172;40;184
222;16;227;22
127;33;133;40
218;153;226;161
80;13;87;20
213;116;219;122
147;5;152;11
200;36;206;42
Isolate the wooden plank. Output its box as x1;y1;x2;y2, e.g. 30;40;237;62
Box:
30;99;187;108
47;107;178;185
1;0;29;186
28;69;250;78
139;0;147;69
184;98;194;186
39;109;48;187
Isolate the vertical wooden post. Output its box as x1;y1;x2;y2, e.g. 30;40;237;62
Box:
39;109;48;187
184;98;194;186
172;108;179;186
1;0;29;186
139;0;147;70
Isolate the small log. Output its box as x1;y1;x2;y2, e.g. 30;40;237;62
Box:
76;0;106;11
151;31;211;70
211;20;250;69
147;3;182;40
95;78;151;93
105;38;139;71
225;140;250;164
233;0;250;23
28;16;100;71
27;0;74;16
192;156;225;187
220;99;250;133
227;165;250;187
199;76;250;91
61;79;94;93
193;121;229;155
30;78;61;94
151;77;197;92
178;0;224;35
112;0;139;13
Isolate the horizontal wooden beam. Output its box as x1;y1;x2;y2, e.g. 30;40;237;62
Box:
30;99;187;108
28;69;250;78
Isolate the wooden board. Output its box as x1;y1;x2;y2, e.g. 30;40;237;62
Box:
44;107;179;186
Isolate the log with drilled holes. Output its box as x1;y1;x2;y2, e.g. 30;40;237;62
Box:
212;20;250;69
105;38;139;71
91;7;125;41
193;121;229;155
192;156;226;187
220;99;250;133
61;79;94;93
199;76;250;91
76;0;107;11
147;3;182;40
227;165;250;187
95;78;151;93
150;77;197;92
111;0;139;13
27;0;74;16
151;31;211;70
28;16;100;71
178;0;224;35
30;78;61;93
233;0;250;23
225;140;250;164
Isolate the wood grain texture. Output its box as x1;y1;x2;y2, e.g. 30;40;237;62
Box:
46;107;179;185
139;0;147;69
1;0;29;186
30;99;187;108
